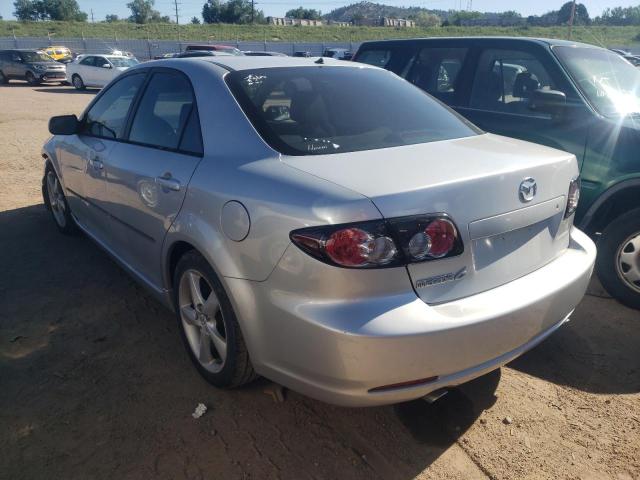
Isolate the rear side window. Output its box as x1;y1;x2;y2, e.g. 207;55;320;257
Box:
225;66;478;156
83;73;145;139
128;71;201;153
404;48;468;101
356;49;392;68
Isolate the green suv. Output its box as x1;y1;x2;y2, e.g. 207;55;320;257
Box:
354;37;640;309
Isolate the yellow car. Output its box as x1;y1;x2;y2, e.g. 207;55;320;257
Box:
42;46;72;62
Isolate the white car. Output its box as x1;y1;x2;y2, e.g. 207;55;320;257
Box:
66;54;139;89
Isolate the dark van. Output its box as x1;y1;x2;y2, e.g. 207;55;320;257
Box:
354;37;640;309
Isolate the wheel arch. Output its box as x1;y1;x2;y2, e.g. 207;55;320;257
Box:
579;179;640;235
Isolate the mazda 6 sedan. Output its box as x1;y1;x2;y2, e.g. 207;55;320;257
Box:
42;56;596;406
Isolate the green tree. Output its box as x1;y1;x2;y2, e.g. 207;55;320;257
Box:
202;0;263;24
13;0;39;20
557;1;590;25
127;0;164;24
41;0;87;21
105;14;119;22
191;16;201;24
285;7;322;20
411;11;440;27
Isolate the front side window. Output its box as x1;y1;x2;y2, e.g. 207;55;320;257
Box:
83;73;145;139
109;57;139;68
80;56;95;67
226;66;479;156
95;56;111;68
470;49;561;115
20;51;51;62
356;49;392;69
129;71;200;152
554;46;640;116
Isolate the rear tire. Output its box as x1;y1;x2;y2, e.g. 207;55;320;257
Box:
42;164;78;235
72;74;85;90
173;250;257;388
0;70;8;84
596;208;640;310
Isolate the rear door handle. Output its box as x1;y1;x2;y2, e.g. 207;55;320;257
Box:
89;158;103;170
155;176;181;192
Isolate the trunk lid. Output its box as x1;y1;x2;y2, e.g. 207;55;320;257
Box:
282;133;578;303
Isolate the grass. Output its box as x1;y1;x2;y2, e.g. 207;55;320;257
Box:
0;20;638;47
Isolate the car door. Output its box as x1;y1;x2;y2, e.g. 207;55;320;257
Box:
454;45;590;164
93;56;114;87
9;51;25;78
77;55;97;85
100;69;204;288
61;72;147;246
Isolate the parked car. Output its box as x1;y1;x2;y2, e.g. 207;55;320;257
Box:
0;49;67;84
66;54;139;90
323;48;352;60
175;50;233;58
610;48;632;56
43;56;595;406
292;51;312;58
242;51;288;57
185;44;244;56
42;45;74;63
623;54;640;67
354;37;640;309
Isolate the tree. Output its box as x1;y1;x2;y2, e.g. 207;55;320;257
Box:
411;11;441;27
105;14;119;22
285;7;322;20
557;1;590;25
202;0;263;24
127;0;164;24
191;16;201;24
13;0;87;21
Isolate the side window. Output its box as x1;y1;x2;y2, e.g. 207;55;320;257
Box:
95;56;110;68
128;71;200;153
404;48;468;102
356;49;392;68
11;52;21;62
83;73;145;139
80;56;95;67
470;49;561;115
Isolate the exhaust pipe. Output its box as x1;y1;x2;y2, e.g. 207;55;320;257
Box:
422;388;449;404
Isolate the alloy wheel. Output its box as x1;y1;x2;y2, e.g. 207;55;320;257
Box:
72;75;84;89
616;232;640;294
46;170;67;228
178;269;228;373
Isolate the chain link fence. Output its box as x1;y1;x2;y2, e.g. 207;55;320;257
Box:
0;36;362;60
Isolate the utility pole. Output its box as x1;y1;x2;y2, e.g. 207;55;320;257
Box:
251;0;255;23
174;0;181;45
568;0;577;39
90;8;94;22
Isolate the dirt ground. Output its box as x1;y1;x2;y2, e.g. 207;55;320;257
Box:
0;83;639;480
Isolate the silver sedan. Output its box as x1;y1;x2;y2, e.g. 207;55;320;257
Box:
42;56;596;406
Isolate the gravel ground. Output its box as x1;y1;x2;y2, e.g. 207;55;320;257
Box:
0;83;639;480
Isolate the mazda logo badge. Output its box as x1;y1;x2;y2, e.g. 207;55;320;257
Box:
519;177;537;203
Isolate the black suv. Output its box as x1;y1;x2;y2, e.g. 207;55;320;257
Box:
0;49;67;85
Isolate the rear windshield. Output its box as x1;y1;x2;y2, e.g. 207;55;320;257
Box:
225;66;479;156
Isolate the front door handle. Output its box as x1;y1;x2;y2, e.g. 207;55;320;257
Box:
155;175;181;192
89;158;103;170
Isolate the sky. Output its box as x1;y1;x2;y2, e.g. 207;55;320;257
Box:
1;0;638;23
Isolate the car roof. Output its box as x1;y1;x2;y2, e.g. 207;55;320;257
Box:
358;36;598;49
155;55;360;73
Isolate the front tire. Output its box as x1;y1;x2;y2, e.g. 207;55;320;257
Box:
596;207;640;310
173;251;257;388
42;164;77;235
25;71;39;85
71;74;85;90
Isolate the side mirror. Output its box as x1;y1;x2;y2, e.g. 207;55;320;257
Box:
102;63;112;68
529;89;567;116
49;114;80;135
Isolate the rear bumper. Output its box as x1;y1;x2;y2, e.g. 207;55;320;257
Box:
228;228;596;407
39;71;66;82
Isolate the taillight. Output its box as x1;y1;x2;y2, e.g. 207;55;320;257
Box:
290;215;463;269
565;177;581;218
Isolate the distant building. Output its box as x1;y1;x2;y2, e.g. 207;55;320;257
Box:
353;17;416;27
327;20;351;27
267;17;324;26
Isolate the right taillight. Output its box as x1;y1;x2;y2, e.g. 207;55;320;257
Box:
565;177;581;218
290;214;463;269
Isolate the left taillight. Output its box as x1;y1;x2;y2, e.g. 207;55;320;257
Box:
290;215;463;269
565;177;581;218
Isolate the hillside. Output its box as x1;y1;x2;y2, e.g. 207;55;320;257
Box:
324;1;448;22
0;20;638;46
